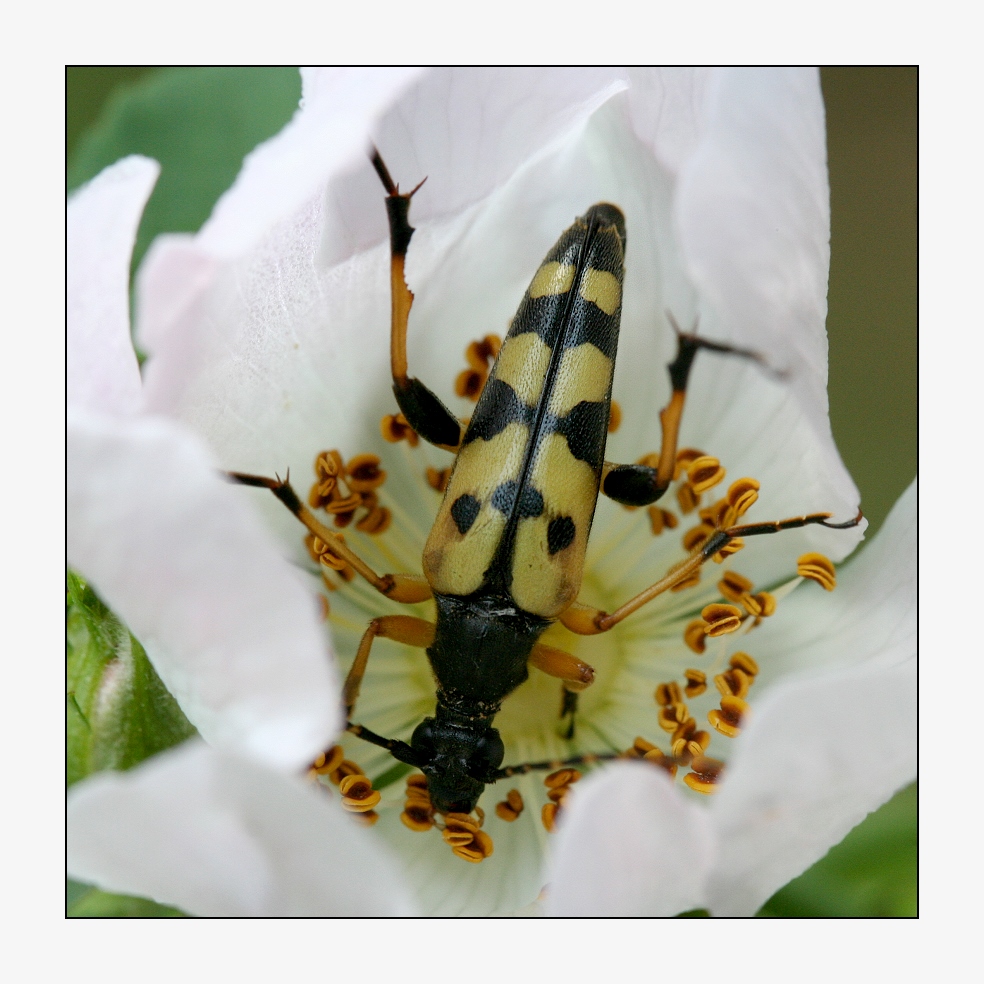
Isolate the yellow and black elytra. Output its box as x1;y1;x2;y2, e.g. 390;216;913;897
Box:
231;150;862;821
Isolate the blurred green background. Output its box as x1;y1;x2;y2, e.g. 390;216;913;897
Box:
66;67;916;917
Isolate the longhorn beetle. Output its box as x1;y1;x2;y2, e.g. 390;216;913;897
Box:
232;151;862;821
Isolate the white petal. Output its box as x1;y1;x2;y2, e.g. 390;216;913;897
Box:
67;740;416;916
196;68;425;259
707;483;916;915
320;67;631;266
67;155;158;416
545;762;714;916
675;68;859;516
67;407;340;770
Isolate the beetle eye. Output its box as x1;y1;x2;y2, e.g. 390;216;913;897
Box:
468;729;504;778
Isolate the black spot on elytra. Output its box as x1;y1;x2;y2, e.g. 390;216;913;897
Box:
490;480;544;518
465;378;534;443
547;516;576;555
450;494;480;535
556;400;609;468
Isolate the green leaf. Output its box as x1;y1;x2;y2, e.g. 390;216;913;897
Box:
757;782;917;917
67;881;187;918
67;67;301;274
67;571;196;786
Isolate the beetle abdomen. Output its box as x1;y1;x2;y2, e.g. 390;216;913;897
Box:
424;205;626;617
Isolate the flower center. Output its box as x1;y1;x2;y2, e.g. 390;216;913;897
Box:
301;335;846;861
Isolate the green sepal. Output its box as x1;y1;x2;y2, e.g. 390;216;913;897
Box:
67;67;301;275
757;782;917;917
67;879;187;918
67;570;196;787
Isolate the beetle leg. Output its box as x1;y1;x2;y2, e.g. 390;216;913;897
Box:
561;507;864;635
371;150;465;453
528;642;596;740
600;329;767;507
493;750;624;781
344;615;436;718
228;471;433;604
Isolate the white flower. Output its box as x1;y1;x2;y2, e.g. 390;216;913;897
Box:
67;68;915;917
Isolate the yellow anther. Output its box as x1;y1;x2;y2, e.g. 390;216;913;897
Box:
355;811;380;827
356;505;392;535
542;802;560;832
708;695;750;738
642;747;678;777
712;538;744;562
311;745;345;776
328;759;365;786
684;669;707;698
676;482;701;514
345;453;386;492
608;400;622;433
701;603;744;637
452;829;494;863
670;719;710;761
718;570;754;603
545;768;581;790
648;506;678;536
425;466;451;493
655;681;683;707
338;774;381;812
741;592;765;617
658;702;690;733
630;736;657;757
714;667;752;699
798;552;837;590
465;334;502;370
729;651;759;677
684;620;708;655
674;448;706;481
726;478;760;518
687;456;726;494
309;450;345;508
752;592;776;617
455;368;486;400
406;773;429;792
683;755;725;794
495;789;524;822
401;807;435;832
380;412;419;446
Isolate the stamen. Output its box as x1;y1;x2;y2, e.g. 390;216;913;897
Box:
717;570;754;604
654;681;683;707
729;652;759;676
674;448;707;481
338;774;382;813
454;368;485;400
683;524;714;552
708;695;750;738
701;604;743;637
684;669;707;698
628;736;657;757
608;400;622;433
676;482;701;514
380;412;420;446
714;667;752;699
455;334;501;403
442;811;494;862
309;744;345;777
309;450;344;508
541;769;582;831
752;592;776;617
400;774;435;832
356;504;392;535
425;466;451;493
797;552;837;591
684;620;708;655
495;789;525;822
648;506;678;536
726;478;760;519
642;747;678;777
687;456;726;495
670;718;710;761
658;701;690;733
683;755;725;794
345;454;386;492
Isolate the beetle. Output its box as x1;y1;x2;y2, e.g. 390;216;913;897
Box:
232;151;861;823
